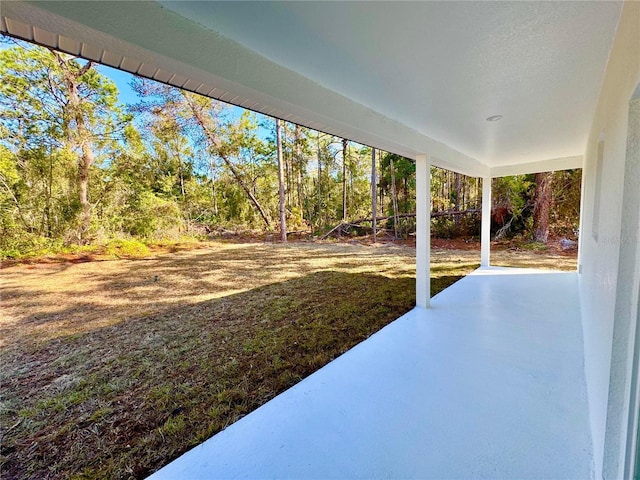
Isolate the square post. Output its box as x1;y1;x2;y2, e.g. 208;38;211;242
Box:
481;176;492;267
416;154;431;308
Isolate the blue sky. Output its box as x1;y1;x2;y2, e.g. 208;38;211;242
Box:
97;65;262;118
94;63;274;142
95;64;139;105
0;37;323;145
0;36;339;146
0;37;139;105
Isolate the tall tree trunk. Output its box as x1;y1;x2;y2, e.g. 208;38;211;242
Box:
52;50;95;242
77;139;93;241
533;171;553;243
317;134;322;226
390;156;399;239
174;147;186;200
461;175;467;211
342;138;348;221
209;162;219;215
283;123;291;208
454;172;461;227
185;94;271;228
295;125;303;212
276;119;287;242
46;154;53;237
371;148;377;243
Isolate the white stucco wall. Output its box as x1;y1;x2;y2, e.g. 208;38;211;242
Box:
578;2;640;478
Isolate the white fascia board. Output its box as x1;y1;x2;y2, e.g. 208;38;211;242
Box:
4;0;489;177
490;155;583;177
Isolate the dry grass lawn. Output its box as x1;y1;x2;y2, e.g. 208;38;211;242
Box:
0;241;575;479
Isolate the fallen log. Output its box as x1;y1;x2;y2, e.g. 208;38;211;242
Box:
320;223;345;240
321;209;480;239
348;209;480;225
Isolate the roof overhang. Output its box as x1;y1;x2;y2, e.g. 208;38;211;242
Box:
1;1;622;177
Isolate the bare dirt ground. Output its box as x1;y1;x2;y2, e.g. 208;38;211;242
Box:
2;241;423;479
1;242;418;345
0;240;576;479
429;237;577;271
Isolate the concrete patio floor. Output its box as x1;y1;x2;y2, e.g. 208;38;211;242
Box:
148;267;592;479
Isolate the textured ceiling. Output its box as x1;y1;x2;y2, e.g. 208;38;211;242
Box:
159;1;622;167
1;1;623;175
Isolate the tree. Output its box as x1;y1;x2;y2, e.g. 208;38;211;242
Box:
310;132;342;231
276;119;287;242
389;155;399;238
0;37;582;253
342;138;348;221
533;171;553;243
294;125;304;215
183;93;272;228
549;169;582;238
454;172;461;227
0;39;124;244
132;77;273;229
51;50;96;240
371;148;377;243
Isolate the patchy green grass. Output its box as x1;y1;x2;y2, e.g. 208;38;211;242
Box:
0;240;571;479
1;242;421;479
103;239;151;258
0;236;205;263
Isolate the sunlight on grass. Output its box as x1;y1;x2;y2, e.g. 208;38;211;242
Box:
1;242;421;479
1;242;418;344
0;241;574;479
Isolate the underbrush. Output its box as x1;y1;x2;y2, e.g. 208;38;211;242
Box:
103;239;151;258
0;236;205;263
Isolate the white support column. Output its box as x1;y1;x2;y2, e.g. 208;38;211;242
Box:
481;177;492;267
416;154;431;308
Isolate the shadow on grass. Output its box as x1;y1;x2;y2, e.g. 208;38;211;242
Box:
2;271;425;480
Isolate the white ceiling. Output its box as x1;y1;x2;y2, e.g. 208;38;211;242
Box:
159;1;621;167
1;1;623;176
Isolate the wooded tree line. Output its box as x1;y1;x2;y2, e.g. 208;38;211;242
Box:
0;40;581;257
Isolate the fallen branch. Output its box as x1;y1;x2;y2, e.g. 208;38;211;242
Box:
348;209;480;225
495;216;515;240
320;223;346;240
320;209;481;239
431;209;480;218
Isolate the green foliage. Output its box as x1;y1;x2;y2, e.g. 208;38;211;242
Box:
431;213;482;239
0;36;582;253
396;217;416;240
380;153;416;217
122;191;184;238
491;175;536;239
490;170;581;240
104;238;151;257
522;241;549;251
431;218;458;239
0;38;126;248
549;169;582;238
